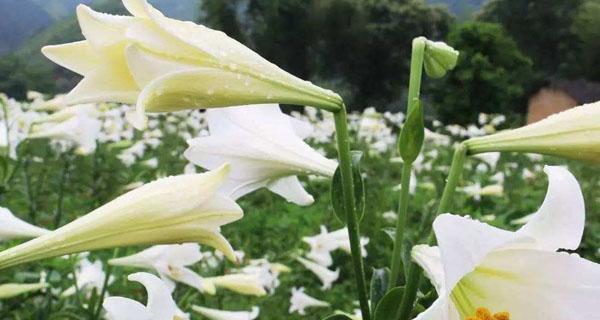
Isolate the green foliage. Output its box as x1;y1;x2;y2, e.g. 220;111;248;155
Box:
430;21;534;124
373;286;404;320
479;0;583;77
369;267;390;318
201;0;452;110
0;55;56;100
331;151;365;224
398;99;424;164
572;0;600;81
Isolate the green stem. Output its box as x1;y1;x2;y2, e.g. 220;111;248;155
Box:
333;107;370;320
406;38;426;114
396;143;467;320
93;248;120;319
23;157;36;223
1;100;10;159
54;155;70;229
389;163;412;287
389;37;426;289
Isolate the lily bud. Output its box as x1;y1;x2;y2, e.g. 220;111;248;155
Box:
0;164;242;270
464;101;600;163
422;38;459;79
42;0;342;129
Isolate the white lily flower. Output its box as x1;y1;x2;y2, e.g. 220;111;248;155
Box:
473;152;500;169
184;104;337;206
63;258;112;297
465;101;600;163
289;287;330;315
42;0;341;129
0;207;49;240
203;273;266;296
460;183;504;202
0;271;47;299
412;166;600;319
28;112;102;155
238;259;281;294
103;272;189;320
32;104;101;124
109;243;208;293
303;226;369;267
191;306;259;320
296;257;339;290
0;164;242;270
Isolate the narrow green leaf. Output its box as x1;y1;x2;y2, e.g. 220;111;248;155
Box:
398;99;424;164
374;286;405;320
370;267;390;318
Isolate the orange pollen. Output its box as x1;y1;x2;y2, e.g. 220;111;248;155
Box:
465;307;510;320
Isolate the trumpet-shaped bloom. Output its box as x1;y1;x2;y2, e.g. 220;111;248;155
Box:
0;272;47;299
63;258;112;297
464;101;600;163
0;207;49;240
412;166;600;320
239;259;291;294
28;112;102;155
460;183;504;202
184;104;337;205
42;0;342;129
103;272;189;320
191;306;259;320
289;287;330;315
203;273;267;296
303;225;369;267
296;257;339;290
109;243;207;292
0;164;243;270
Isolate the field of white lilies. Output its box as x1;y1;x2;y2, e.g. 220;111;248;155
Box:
0;0;599;319
0;92;598;320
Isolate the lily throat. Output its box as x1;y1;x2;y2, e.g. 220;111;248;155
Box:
465;307;509;320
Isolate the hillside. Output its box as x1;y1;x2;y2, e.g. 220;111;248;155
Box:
428;0;489;19
0;0;200;56
0;0;53;54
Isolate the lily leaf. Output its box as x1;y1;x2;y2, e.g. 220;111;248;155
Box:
398;99;424;164
370;267;390;318
374;286;405;320
331;151;365;224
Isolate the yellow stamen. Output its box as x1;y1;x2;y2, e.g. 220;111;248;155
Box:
465;307;510;320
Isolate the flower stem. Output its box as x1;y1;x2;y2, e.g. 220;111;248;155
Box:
389;37;426;289
54;154;70;228
93;247;120;319
396;143;467;320
333;106;370;320
389;162;412;287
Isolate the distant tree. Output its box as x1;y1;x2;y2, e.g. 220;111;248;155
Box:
0;54;56;100
572;0;600;81
241;0;452;110
246;0;316;81
479;0;583;77
200;0;247;43
431;22;534;124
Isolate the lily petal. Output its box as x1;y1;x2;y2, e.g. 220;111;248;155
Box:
411;245;445;293
103;296;153;320
128;272;180;319
433;214;516;292
41;41;100;76
516;166;585;251
267;176;315;206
